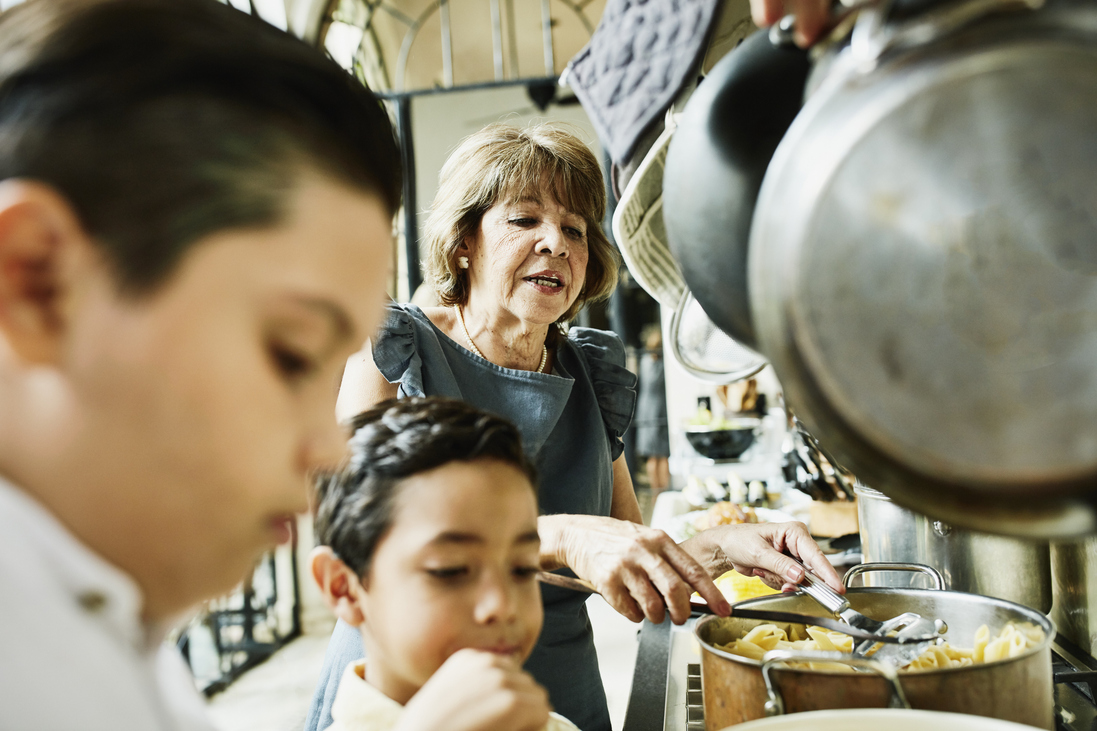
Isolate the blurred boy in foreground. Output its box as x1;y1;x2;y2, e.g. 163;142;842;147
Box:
0;0;399;728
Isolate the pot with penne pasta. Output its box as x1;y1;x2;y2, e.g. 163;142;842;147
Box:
695;565;1055;730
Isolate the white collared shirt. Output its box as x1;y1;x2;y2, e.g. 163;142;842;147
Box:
0;475;216;731
328;660;580;731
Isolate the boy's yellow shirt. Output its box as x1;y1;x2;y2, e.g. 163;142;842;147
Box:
326;660;581;731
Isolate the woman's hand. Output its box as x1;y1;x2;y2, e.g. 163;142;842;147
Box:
681;521;844;593
749;0;832;47
539;514;732;625
397;649;551;731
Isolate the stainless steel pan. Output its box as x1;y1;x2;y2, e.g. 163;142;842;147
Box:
664;0;1097;538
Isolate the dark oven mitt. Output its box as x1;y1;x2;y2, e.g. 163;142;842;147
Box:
567;0;723;166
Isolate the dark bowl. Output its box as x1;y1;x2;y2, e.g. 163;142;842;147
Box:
685;420;759;461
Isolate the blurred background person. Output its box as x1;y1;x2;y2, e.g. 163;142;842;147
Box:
635;324;671;501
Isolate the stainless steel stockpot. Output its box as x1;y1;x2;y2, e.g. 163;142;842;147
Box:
1050;538;1097;659
856;486;1052;613
694;572;1055;729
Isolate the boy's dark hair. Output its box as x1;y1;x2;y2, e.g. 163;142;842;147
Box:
0;0;401;295
314;397;537;578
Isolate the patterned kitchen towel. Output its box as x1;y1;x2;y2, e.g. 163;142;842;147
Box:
566;0;723;166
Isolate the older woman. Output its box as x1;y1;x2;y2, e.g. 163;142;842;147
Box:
306;123;841;731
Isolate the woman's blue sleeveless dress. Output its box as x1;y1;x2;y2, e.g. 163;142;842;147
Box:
303;303;637;731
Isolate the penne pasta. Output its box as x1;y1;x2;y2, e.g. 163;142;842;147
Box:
716;621;1044;672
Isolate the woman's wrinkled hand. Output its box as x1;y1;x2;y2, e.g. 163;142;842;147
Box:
541;514;732;625
396;649;551;731
683;521;844;593
749;0;832;47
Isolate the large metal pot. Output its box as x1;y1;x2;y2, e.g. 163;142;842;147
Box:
695;569;1055;729
665;0;1097;538
1050;538;1097;658
856;486;1052;613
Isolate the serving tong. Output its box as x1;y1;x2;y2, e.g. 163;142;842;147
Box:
536;571;934;647
798;568;946;667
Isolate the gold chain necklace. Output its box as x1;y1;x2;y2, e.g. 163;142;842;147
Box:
454;305;548;374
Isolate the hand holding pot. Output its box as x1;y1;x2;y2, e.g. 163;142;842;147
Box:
749;0;831;46
682;520;844;593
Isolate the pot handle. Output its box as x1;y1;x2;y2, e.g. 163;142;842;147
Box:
843;562;945;591
760;649;911;716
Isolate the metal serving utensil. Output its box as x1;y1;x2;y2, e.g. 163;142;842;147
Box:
798;568;945;667
536;571;927;645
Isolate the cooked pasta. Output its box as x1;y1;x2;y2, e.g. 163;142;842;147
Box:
975;621;1046;664
716;621;1045;672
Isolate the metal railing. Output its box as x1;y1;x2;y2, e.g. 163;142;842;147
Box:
175;531;301;696
322;0;601;91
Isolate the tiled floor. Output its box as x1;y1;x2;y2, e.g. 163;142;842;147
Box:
205;619;335;731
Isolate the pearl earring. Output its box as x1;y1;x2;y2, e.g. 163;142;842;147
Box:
458;256;469;269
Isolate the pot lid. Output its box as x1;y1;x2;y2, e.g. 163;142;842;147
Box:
669;289;767;384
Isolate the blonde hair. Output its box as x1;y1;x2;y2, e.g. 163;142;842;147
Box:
422;123;619;323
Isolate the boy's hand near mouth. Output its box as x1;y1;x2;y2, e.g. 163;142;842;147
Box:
398;649;551;731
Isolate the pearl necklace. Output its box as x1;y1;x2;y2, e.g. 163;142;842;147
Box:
454;305;548;374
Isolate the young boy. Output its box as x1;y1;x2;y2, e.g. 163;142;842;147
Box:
0;1;402;728
310;397;578;731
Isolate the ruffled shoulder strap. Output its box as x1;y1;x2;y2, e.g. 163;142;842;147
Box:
568;327;638;461
371;303;426;397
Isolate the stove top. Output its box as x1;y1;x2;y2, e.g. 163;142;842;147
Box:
1052;635;1097;731
623;615;1097;731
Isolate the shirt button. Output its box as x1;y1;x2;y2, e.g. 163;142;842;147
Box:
77;591;108;613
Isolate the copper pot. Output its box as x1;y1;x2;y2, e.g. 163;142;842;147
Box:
695;580;1054;729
